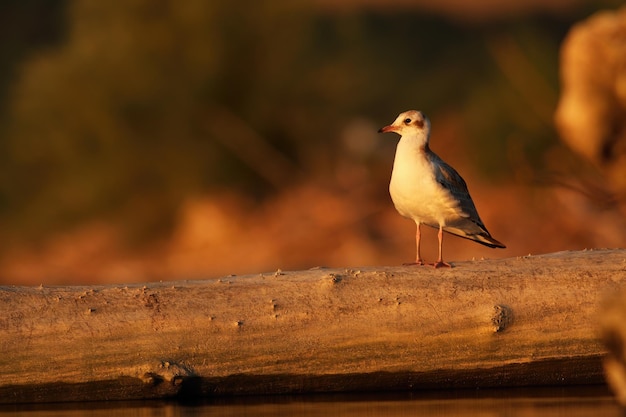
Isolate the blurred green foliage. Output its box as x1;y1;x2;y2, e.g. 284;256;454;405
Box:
0;0;615;246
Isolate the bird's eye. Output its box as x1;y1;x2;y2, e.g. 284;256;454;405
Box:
403;118;411;124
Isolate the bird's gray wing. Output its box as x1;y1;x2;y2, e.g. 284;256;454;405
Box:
430;153;485;226
429;153;505;248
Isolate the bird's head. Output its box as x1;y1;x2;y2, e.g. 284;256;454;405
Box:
378;110;431;147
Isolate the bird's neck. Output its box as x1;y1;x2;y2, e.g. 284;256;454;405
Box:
400;134;430;153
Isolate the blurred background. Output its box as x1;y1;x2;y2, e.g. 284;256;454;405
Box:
0;0;624;284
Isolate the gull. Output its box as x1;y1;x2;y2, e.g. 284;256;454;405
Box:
379;110;505;268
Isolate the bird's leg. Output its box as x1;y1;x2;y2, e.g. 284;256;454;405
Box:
432;225;451;268
403;223;424;266
415;223;424;265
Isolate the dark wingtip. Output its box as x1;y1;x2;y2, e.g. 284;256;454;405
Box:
469;232;506;248
487;238;506;249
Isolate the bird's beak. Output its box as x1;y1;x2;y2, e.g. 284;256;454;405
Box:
378;125;396;134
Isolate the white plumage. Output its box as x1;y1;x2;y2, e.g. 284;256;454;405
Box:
379;110;505;268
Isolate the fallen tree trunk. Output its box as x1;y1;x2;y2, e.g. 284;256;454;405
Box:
0;249;622;404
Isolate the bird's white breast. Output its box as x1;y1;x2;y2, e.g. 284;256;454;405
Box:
389;137;460;227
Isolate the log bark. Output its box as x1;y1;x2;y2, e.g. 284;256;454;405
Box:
1;249;623;404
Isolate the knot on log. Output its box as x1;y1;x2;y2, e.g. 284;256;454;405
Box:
139;361;196;392
327;273;342;284
492;305;513;332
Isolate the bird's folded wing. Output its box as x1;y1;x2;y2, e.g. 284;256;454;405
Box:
432;154;487;230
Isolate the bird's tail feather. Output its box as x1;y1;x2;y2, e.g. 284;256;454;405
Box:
443;226;506;248
471;233;506;249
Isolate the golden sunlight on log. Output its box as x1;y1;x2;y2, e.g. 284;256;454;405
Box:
1;249;623;403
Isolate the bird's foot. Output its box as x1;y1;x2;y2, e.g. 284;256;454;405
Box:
403;260;425;266
431;260;452;269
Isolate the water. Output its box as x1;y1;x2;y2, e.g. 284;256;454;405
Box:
0;386;620;417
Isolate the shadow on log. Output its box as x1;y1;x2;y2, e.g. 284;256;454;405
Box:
1;249;623;404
